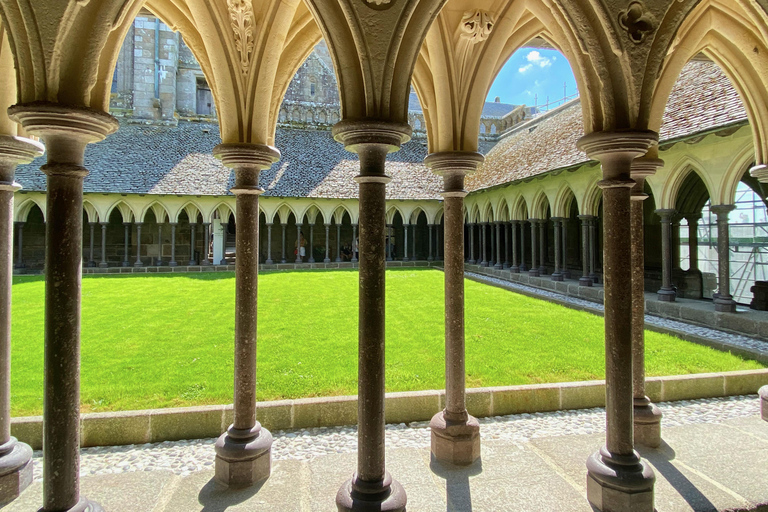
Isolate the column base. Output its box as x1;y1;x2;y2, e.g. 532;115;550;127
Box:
633;398;662;449
323;258;330;263
529;269;540;277
87;262;96;268
43;496;104;512
539;267;547;275
429;411;480;466
202;260;210;266
563;270;571;279
309;257;315;263
586;448;655;512
219;260;227;265
169;261;178;267
352;257;358;263
759;385;767;422
13;264;25;270
133;262;143;268
188;260;197;266
98;262;108;268
510;265;519;273
578;276;593;286
551;272;563;282
479;261;488;267
265;259;273;265
502;262;510;269
295;259;303;264
121;261;129;267
336;472;406;512
402;257;409;262
590;274;598;284
656;288;676;302
428;257;434;262
714;296;736;313
0;438;32;505
493;262;503;269
214;424;273;488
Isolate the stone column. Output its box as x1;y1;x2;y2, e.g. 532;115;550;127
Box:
510;221;519;272
503;222;510;269
280;223;287;263
122;223;130;267
265;224;273;264
562;219;571;279
671;214;681;271
436;224;442;261
529;219;539;277
308;224;315;263
578;130;657;512
335;223;341;262
402;224;409;262
333;121;410;512
188;222;197;265
87;222;95;267
578;215;593;286
686;214;700;271
14;222;24;269
386;225;393;261
212;144;278;487
99;223;108;268
427;224;434;261
494;222;503;269
589;217;598;283
488;222;495;267
538;219;546;275
134;223;143;267
295;222;303;263
156;224;163;266
480;223;488;266
323;224;330;263
655;209;676;301
10;103;116;512
220;223;227;265
468;223;475;264
169;223;178;267
630;158;663;448
425;151;482;466
412;224;416;261
0;136;42;502
202;223;211;265
552;218;563;281
519;221;527;272
711;204;737;312
352;224;358;263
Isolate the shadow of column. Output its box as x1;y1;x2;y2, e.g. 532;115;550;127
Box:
429;455;483;512
197;477;265;512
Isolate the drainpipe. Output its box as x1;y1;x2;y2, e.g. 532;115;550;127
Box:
154;18;160;100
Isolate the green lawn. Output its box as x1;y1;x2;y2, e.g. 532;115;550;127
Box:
10;269;764;416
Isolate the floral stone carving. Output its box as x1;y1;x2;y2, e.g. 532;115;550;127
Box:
227;0;256;75
460;10;495;44
618;1;656;44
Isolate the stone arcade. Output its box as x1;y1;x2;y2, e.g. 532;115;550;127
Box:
0;1;768;511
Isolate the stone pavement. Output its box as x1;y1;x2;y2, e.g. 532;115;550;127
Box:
6;396;768;511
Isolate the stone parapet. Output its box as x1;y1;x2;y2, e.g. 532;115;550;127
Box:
10;369;768;450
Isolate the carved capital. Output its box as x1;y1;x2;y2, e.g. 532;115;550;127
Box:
460;10;495;43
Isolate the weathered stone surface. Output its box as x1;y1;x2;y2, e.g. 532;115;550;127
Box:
661;373;724;401
82;412;150;447
493;384;561;414
150;406;224;442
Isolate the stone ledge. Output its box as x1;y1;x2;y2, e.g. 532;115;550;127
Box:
11;369;768;450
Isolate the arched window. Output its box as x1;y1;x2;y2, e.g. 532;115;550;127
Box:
490;124;497;135
310;80;317;97
480;124;486;134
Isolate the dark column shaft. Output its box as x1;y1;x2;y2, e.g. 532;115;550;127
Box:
100;223;107;266
15;223;23;268
123;223;129;266
170;224;177;265
444;187;467;421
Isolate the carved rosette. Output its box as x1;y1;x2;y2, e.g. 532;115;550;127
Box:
227;0;255;76
460;10;495;44
365;0;392;5
618;1;656;44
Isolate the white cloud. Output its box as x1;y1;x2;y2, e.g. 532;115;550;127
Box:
518;64;533;73
525;50;553;69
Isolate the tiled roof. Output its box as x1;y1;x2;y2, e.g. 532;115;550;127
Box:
408;92;518;119
465;60;749;192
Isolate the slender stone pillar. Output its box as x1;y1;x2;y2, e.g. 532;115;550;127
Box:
538;219;546;275
711;204;737;312
630;158;663;449
519;220;527;272
14;222;24;269
589;218;598;283
156;224;163;266
220;223;227;265
686;214;700;271
324;224;331;263
671;215;681;272
10;103;116;512
0;136;42;503
87;222;95;268
169;223;178;267
488;222;495;267
352;224;358;263
655;209;676;301
562;219;571;279
335;224;342;262
280;223;287;263
333;121;410;512
480;223;488;266
503;222;510;269
412;224;416;261
188;222;197;265
529;219;539;277
436;224;442;261
122;223;130;267
552;218;563;281
99;223;108;268
308;224;316;263
468;223;475;264
425;151;483;466
427;224;434;261
386;225;393;261
202;223;211;265
212;144;278;487
295;222;303;263
134;223;143;267
578;130;657;512
265;224;273;264
402;224;409;262
578;215;593;286
494;222;503;269
510;221;519;272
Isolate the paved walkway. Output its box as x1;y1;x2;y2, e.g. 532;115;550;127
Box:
7;396;768;511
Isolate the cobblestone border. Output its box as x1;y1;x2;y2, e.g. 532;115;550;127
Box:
11;369;768;450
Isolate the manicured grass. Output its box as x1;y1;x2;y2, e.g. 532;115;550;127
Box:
10;269;764;416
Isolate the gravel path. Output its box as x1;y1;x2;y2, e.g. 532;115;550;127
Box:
466;271;768;356
29;395;761;481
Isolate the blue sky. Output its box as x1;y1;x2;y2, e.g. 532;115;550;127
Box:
486;48;578;108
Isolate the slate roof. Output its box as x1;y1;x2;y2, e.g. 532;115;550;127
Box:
408;92;518;119
465;60;749;192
